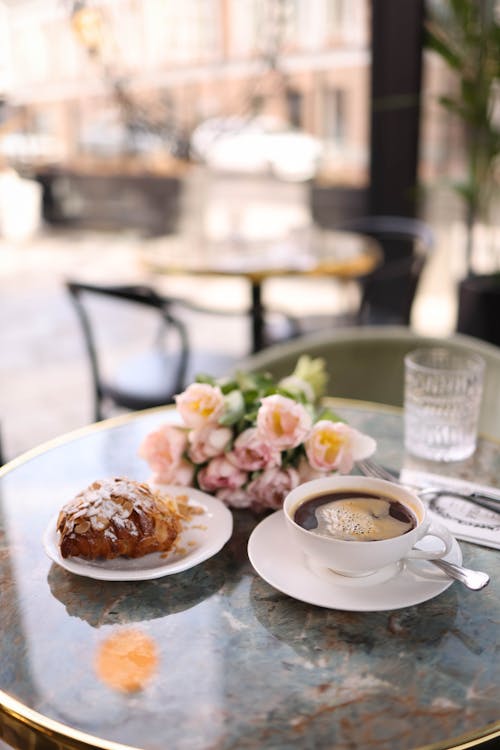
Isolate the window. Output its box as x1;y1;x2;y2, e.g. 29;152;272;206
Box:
324;87;347;144
286;87;302;128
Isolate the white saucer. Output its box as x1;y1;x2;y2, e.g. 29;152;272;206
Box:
248;510;462;611
43;486;233;581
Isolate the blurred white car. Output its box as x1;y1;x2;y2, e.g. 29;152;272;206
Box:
190;116;323;182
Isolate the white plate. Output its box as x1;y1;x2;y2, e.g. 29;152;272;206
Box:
248;510;463;612
43;486;233;581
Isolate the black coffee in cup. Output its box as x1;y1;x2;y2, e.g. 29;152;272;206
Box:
293;491;417;542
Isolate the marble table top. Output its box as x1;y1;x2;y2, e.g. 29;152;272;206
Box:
0;399;499;750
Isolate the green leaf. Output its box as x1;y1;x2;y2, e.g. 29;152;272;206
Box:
315;407;345;424
219;390;245;426
276;385;308;404
281;446;303;468
235;370;275;394
424;27;462;70
195;373;217;385
291;355;328;400
242;409;259;426
219;379;239;395
438;95;467;118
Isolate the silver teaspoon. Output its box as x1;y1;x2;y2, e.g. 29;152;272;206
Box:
356;460;491;591
430;558;490;590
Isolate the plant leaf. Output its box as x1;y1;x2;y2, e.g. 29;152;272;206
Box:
316;407;345;424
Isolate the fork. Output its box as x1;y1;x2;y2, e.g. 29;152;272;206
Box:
356;458;490;591
357;459;500;515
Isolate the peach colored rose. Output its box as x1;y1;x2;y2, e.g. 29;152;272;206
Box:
139;425;192;484
188;425;232;464
216;488;252;509
227;428;281;471
305;420;376;474
247;466;300;511
175;383;225;429
256;394;312;450
197;456;247;493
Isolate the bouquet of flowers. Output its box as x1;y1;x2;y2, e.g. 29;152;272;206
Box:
139;356;376;513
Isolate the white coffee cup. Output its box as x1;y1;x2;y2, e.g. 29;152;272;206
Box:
283;475;453;577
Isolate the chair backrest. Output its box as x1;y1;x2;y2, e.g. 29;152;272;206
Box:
66;281;189;421
339;216;434;325
237;326;500;440
341;216;434;255
358;253;426;325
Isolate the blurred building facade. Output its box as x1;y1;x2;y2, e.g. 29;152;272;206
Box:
0;0;482;219
0;0;370;183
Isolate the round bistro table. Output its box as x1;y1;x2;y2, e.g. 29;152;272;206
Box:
0;399;499;750
143;230;381;353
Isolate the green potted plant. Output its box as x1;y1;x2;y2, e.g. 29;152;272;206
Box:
425;0;500;344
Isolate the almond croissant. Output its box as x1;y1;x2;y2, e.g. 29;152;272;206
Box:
57;477;182;560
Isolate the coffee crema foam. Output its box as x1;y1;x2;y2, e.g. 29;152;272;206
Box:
293;491;416;542
315;497;412;541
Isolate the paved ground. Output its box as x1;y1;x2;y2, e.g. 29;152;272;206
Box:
0;227;355;460
0;171;461;463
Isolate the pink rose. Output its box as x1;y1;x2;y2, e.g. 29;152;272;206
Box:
165;458;195;486
175;383;225;429
305;420;376;474
227;428;281;471
296;455;328;482
256;395;312;450
188;425;232;464
139;425;193;484
216;488;252;509
247;466;300;511
197;456;247;493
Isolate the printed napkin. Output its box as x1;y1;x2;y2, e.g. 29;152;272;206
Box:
400;468;500;550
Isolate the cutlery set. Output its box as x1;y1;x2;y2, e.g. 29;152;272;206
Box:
357;458;493;590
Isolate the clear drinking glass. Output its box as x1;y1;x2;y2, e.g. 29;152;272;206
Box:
404;347;485;462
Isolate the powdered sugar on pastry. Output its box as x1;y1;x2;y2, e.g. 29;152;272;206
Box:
56;477;202;560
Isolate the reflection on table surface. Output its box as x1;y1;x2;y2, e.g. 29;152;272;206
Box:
142;227;381;282
0;400;499;750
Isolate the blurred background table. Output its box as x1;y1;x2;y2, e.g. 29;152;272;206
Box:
0;400;499;750
143;229;381;352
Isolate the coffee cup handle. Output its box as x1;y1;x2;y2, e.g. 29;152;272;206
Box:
405;520;454;561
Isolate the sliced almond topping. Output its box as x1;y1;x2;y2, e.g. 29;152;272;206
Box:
74;521;91;534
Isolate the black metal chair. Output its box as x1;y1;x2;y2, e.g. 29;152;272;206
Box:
342;215;434;325
289;215;434;335
66;281;237;422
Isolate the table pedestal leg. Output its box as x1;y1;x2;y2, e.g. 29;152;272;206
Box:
250;281;264;353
